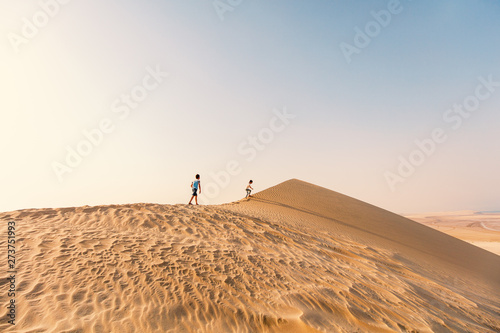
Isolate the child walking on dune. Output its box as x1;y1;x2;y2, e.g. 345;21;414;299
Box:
245;180;254;199
189;174;201;205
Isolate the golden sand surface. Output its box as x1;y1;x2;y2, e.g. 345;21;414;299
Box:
1;180;499;332
406;211;500;256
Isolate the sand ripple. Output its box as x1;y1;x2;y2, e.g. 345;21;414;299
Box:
1;182;500;332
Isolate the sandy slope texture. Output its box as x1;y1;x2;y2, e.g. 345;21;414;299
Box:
406;211;500;256
0;179;499;332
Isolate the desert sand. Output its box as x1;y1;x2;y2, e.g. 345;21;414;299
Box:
1;179;499;332
406;211;500;256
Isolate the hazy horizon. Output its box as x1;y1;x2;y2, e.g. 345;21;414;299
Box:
1;0;499;214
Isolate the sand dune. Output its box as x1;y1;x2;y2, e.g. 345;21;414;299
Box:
406;211;500;256
1;179;499;332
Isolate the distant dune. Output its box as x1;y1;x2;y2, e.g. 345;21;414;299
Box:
1;179;499;332
406;211;500;256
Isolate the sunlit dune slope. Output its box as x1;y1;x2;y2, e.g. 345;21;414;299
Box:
0;179;499;332
226;179;500;287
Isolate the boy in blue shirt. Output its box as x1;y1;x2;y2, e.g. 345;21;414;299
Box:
189;174;201;205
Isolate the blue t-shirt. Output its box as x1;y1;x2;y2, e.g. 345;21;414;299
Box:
193;180;200;189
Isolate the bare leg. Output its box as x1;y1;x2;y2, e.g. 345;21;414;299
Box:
188;195;194;205
195;196;199;205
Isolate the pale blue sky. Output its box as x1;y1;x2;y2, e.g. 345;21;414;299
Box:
1;0;499;213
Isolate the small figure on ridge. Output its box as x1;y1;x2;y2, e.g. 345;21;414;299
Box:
245;180;254;199
189;174;201;205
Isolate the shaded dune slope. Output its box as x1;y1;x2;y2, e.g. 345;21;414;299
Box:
0;180;498;332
